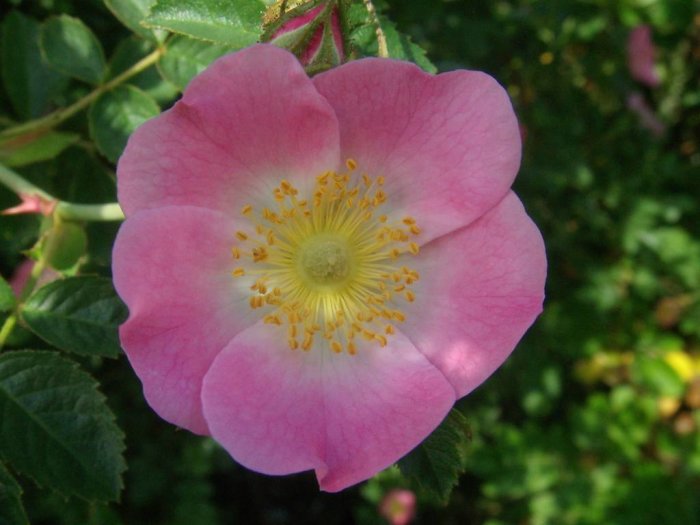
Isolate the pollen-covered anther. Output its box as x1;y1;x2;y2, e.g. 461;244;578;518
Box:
229;161;422;355
252;246;268;262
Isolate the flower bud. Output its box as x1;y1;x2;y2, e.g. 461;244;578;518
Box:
43;221;87;271
262;0;345;73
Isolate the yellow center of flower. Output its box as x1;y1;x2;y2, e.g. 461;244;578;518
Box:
298;236;352;287
230;159;421;355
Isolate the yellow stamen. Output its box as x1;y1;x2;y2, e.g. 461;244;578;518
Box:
229;162;421;355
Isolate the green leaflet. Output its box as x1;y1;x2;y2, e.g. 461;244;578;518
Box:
380;17;437;74
145;0;264;46
158;35;233;90
0;461;28;525
104;0;166;42
349;11;437;73
0;131;79;168
0;11;67;120
39;15;107;85
22;276;128;358
108;37;179;103
398;409;470;503
88;84;160;163
0;351;126;501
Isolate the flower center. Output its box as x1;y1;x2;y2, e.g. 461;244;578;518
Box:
298;235;352;288
230;159;421;355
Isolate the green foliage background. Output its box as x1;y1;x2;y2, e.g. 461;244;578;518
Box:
0;0;699;524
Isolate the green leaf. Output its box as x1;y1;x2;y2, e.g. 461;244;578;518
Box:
0;350;126;501
104;0;166;42
108;37;179;103
158;35;232;90
350;14;436;74
381;17;436;74
22;276;128;358
145;0;264;46
0;131;79;167
0;11;68;120
53;148;117;205
342;1;370;30
0;275;15;313
397;409;470;503
88;85;160;162
39;15;107;85
0;461;28;525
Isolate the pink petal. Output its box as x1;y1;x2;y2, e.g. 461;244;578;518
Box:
118;45;340;217
400;192;546;397
201;321;455;491
313;59;521;243
113;206;259;434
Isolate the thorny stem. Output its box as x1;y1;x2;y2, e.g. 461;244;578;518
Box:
0;166;124;348
363;0;388;58
0;45;164;347
0;47;164;139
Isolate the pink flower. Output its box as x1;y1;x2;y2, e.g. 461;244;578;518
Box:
379;489;417;525
112;45;546;491
627;25;660;88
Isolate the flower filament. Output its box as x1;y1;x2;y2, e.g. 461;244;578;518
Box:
231;160;421;355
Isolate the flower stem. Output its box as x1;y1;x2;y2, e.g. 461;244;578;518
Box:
0;47;164;139
0;257;46;351
0;162;51;200
0;162;124;221
0;316;16;350
363;0;388;58
55;201;125;221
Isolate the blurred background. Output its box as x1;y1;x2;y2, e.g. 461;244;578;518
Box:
1;0;699;524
